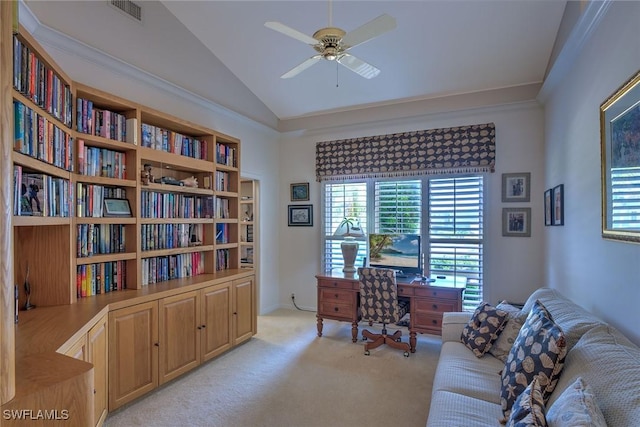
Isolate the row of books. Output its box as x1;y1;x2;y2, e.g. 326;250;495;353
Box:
216;142;237;167
141;252;204;286
13;165;72;217
77;140;127;179
76;98;132;142
245;224;254;243
140;191;214;219
215;170;231;192
76;184;127;218
13;35;73;128
216;248;231;271
216;223;230;244
14;101;74;171
77;224;126;258
141;223;203;251
77;261;126;298
141;123;208;160
215;196;231;219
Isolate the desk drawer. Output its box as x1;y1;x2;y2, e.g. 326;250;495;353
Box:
318;301;355;320
397;285;414;297
414;298;457;314
319;288;353;304
415;287;460;301
317;278;355;290
414;311;444;331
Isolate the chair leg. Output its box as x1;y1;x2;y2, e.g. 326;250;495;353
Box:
362;324;410;357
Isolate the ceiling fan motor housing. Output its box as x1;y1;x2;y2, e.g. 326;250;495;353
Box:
313;27;346;61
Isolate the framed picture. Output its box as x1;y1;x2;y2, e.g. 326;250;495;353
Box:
288;204;313;226
544;189;553;226
502;173;531;202
552;184;564;226
104;198;132;217
290;182;310;201
502;207;531;237
600;70;640;243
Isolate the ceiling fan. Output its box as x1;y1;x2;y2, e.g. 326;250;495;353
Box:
265;3;396;79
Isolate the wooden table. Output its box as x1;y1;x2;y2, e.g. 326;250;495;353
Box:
316;270;465;352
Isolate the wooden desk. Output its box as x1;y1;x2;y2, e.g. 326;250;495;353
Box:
315;271;465;352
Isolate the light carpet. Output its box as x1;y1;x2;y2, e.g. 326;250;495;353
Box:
104;308;442;427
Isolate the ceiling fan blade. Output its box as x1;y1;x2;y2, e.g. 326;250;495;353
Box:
337;54;380;79
281;55;322;79
265;21;318;46
341;14;396;49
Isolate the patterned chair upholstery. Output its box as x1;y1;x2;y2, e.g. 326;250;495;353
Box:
358;267;411;357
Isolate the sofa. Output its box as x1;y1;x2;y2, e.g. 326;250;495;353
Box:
425;287;640;426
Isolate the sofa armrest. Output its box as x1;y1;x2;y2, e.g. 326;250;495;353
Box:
441;312;472;343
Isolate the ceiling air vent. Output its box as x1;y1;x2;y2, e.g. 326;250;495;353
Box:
110;0;142;22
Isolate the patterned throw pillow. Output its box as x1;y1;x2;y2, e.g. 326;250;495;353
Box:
461;302;509;357
490;302;526;362
507;376;547;427
500;300;567;420
546;377;607;427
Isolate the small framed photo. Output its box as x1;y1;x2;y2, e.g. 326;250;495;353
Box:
288;204;313;226
544;189;553;226
502;207;531;237
552;184;564;226
502;173;531;202
104;198;132;217
290;182;310;201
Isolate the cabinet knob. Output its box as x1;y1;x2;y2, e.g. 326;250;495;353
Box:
334;293;339;298
432;304;438;310
334;307;339;312
333;282;338;287
197;326;202;330
432;319;437;325
201;324;206;329
154;342;159;347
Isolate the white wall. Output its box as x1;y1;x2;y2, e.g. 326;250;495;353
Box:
278;102;546;311
542;1;640;345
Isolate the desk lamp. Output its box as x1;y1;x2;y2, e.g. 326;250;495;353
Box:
334;218;365;273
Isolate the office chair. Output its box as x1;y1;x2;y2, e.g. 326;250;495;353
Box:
358;268;411;357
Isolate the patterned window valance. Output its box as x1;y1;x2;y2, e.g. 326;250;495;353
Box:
315;122;495;181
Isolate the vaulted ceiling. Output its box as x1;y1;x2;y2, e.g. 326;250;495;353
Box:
24;1;567;132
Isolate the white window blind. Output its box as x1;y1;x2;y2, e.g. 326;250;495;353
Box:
323;182;367;270
428;177;484;310
322;175;484;310
374;180;421;233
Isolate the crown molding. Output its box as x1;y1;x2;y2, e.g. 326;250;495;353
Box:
18;2;279;136
538;0;613;103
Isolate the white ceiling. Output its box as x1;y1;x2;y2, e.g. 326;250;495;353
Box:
24;1;567;132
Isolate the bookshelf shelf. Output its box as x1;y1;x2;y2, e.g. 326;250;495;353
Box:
75;217;136;225
74;174;137;187
76;252;137;265
139;217;211;225
12;152;72;179
12;216;71;227
142;182;214;196
141;245;215;258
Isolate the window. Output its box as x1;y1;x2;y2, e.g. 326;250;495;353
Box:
322;175;484;310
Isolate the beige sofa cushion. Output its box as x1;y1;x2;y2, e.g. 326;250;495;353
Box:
547;324;640;426
432;341;504;404
546;377;606;427
426;390;503;427
489;301;526;362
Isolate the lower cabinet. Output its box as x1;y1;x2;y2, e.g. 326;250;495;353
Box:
108;301;159;411
64;314;108;427
233;276;255;344
109;276;255;411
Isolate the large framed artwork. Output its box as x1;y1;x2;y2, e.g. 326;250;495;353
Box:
502;173;531;202
600;70;640;243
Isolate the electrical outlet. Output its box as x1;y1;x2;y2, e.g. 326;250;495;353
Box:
291;293;295;299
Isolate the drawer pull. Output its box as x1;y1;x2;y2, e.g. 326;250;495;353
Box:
333;282;338;287
335;294;339;298
334;307;339;312
432;304;438;310
432;319;438;325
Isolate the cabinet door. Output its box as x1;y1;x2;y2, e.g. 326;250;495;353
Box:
233;277;255;344
108;301;158;411
88;315;108;427
201;283;232;361
158;291;201;385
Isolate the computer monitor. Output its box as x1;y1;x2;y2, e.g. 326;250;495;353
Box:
368;233;422;278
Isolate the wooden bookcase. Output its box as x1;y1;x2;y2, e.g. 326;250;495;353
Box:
1;10;255;420
10;29;244;305
240;178;257;270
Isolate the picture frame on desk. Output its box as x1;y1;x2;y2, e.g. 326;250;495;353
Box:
103;198;132;217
